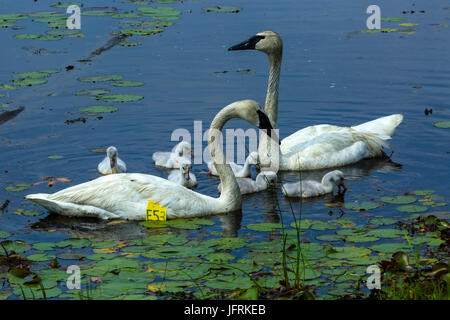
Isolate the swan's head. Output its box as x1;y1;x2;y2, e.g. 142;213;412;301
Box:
174;141;192;157
180;159;192;180
327;170;346;191
228;30;282;55
257;171;278;186
106;146;118;168
222;100;274;132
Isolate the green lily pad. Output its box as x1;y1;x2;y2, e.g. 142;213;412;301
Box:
119;41;142;47
94;94;143;103
396;205;428;213
48;155;63;159
12;78;48;86
433;121;450;129
86;253;116;261
247;222;282;232
412;190;435;196
13;285;61;299
13;209;44;216
327;246;371;259
78;75;123;82
369;242;409;253
315;234;344;242
0;231;11;239
344;201;380;211
380;195;416;204
13;71;51;79
56;251;85;260
381;17;405;22
137;6;181;20
78;105;118;115
82;9;116;16
120;27;164;36
45;29;80;36
74;88;110;96
110;80;145;87
361;28;399;33
367;228;403;238
202;6;242;13
32;242;56;251
369;217;398;226
26;253;56;262
399;23;419;27
345;234;379;243
55;238;91;249
0;14;28;21
112;12;143;19
5;183;31;191
51;2;84;8
205;252;235;262
0;240;31;254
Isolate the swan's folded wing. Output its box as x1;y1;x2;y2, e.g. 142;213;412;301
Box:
47;173;214;219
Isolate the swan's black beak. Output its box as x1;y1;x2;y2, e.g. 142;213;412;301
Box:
228;35;265;51
257;109;281;145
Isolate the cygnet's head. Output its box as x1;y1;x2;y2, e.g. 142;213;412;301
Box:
257;171;278;186
174;141;193;157
327;170;346;192
180;160;192;180
106;146;118;168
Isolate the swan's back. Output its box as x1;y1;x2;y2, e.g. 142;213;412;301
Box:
351;114;403;139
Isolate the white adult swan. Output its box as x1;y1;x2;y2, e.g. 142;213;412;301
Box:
218;171;277;195
97;146;127;175
168;159;197;189
25;100;274;220
228;31;404;170
152;141;192;169
282;170;345;198
207;151;259;178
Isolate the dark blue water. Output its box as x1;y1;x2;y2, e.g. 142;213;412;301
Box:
0;0;449;298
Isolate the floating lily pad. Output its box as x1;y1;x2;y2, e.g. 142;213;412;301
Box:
344;201;380;211
412;190;435;196
345;234;379;243
433;121;450;129
202;6;242;13
367;228;403;238
13;71;51;79
247;222;282;232
95;94;143;103
110;80;144;87
120;27;164;36
5;183;31;191
79;105;118;115
136;6;181;20
381;17;405;22
361;28;399;33
369;217;397;226
56;251;85;260
13;209;44;216
112;12;143;19
399;23;419;27
32;242;56;251
380;195;416;204
396;205;428;213
119;41;142;47
315;234;344;242
51;2;84;8
82;8;116;16
327;246;371;259
55;238;91;249
0;14;28;21
0;231;11;239
45;29;80;36
12;78;47;86
78;75;123;82
74;88;110;96
0;240;31;254
205;252;235;262
26;253;56;262
13;285;61;299
48;155;63;159
369;242;409;254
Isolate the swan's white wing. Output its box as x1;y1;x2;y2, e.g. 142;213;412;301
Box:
97;156;109;174
153;152;171;166
117;157;127;173
27;173;217;220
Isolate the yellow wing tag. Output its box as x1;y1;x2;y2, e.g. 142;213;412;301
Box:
146;200;167;222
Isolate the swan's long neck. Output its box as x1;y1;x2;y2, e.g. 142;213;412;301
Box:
265;50;282;129
209;107;242;211
321;172;335;192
